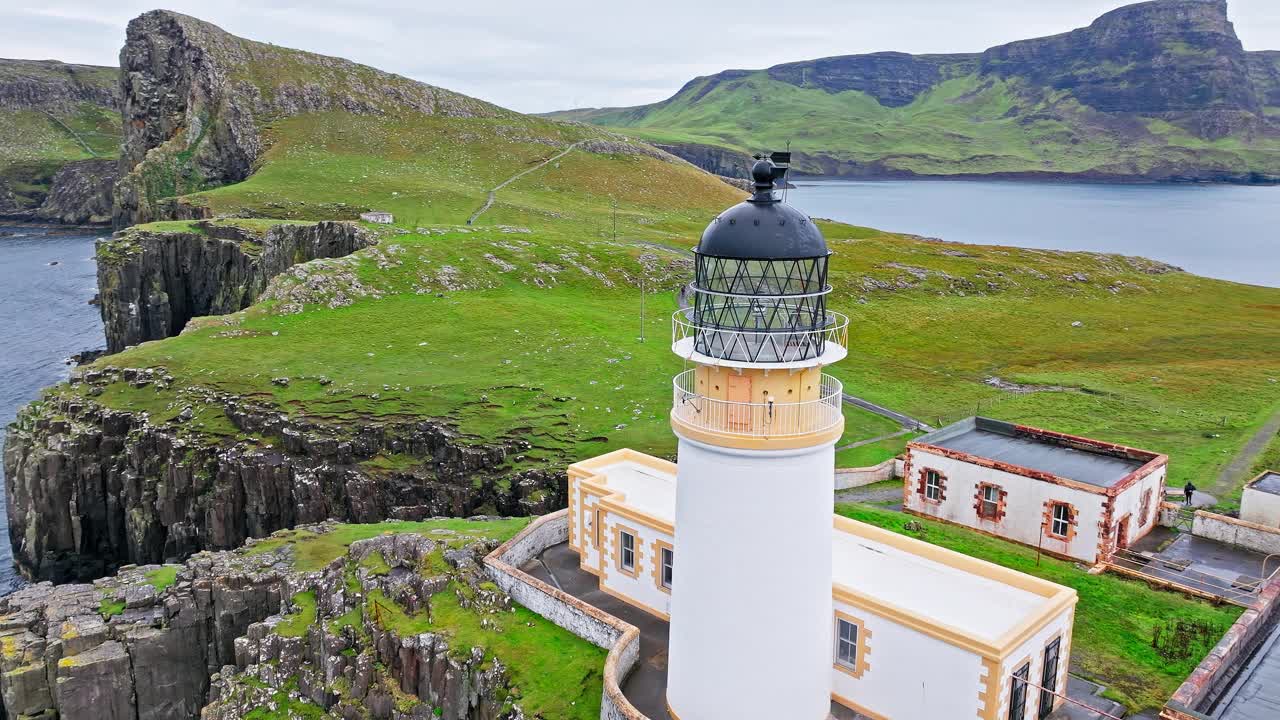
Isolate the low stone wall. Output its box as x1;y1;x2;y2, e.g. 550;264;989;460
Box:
483;510;648;720
1162;573;1280;719
834;457;902;490
1192;510;1280;556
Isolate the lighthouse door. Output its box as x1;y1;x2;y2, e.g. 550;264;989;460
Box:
726;373;752;432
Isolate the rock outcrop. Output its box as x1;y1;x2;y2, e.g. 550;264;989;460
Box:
113;10;505;227
32;158;118;225
97;219;373;352
3;368;562;583
0;522;531;719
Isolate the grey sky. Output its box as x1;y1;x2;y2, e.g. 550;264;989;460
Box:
3;1;1277;114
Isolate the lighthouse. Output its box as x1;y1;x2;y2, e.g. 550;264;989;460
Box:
665;156;849;720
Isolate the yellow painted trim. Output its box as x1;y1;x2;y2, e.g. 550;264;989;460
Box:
652;539;674;594
667;699;681;720
1008;654;1034;720
832;691;890;720
977;656;1002;720
671;410;844;451
833;610;871;679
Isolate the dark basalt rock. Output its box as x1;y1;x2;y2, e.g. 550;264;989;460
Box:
3;371;563;583
97;219;373;353
766;52;978;108
33;158;118;225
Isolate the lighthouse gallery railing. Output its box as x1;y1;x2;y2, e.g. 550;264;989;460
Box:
671;370;844;439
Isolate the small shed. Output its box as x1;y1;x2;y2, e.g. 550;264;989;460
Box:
1241;471;1280;527
360;211;394;224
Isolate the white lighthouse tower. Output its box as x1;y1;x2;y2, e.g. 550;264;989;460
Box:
665;156;849;720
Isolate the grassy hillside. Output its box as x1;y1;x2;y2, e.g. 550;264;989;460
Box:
73;100;1280;497
0;59;119;211
548;0;1280;181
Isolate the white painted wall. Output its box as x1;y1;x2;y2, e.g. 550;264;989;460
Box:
829;598;984;719
666;436;835;720
1108;466;1166;549
1242;488;1280;528
1193;511;1280;555
905;449;1110;563
597;510;674;618
994;605;1076;720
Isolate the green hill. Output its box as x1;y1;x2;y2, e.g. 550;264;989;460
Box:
0;58;119;215
548;0;1280;182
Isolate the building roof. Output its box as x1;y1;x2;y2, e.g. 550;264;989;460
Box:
913;417;1159;489
1247;471;1280;496
696;160;827;260
570;449;1075;651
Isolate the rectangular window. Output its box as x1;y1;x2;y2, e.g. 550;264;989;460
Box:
594;509;602;548
835;618;859;669
660;547;674;589
1040;638;1061;718
1050;504;1072;538
619;530;635;572
925;470;942;501
979;484;1002;519
1009;662;1030;720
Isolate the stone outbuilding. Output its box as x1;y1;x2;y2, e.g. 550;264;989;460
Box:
904;417;1168;564
359;210;393;224
1241;471;1280;527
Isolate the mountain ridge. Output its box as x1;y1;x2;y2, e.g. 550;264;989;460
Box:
547;0;1280;182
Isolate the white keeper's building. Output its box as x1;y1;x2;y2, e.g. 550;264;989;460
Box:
904;418;1168;564
562;158;1079;720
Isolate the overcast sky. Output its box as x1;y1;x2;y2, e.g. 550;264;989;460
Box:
4;1;1277;114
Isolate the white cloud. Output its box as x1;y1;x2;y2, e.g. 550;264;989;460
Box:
1;0;1276;114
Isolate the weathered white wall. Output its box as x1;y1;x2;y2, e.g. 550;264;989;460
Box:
828;597;983;719
904;449;1107;563
1241;488;1280;528
1193;511;1280;555
667;437;834;720
834;458;898;490
994;605;1076;720
598;510;673;618
1109;466;1166;549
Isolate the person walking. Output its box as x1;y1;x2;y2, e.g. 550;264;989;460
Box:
1184;481;1197;506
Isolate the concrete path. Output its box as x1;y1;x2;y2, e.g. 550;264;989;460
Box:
466;142;583;225
841;392;934;432
1213;410;1280;496
835;428;912;452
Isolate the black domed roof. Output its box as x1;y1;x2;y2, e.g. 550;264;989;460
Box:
697;197;828;260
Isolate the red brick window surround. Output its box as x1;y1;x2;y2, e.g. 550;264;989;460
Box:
975;483;1007;522
1138;489;1153;527
916;467;947;503
1043;501;1079;542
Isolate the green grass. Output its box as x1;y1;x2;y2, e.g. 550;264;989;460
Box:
367;586;605;719
98;597;126;619
553;69;1280;178
244;518;531;571
276;591;317;638
144;566;179;592
358;551;392;576
836;503;1243;712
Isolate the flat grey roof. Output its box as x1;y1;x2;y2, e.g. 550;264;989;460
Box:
1249;471;1280;496
915;418;1149;489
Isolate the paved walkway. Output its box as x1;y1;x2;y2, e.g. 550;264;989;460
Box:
1213;410;1280;496
841;392;934;432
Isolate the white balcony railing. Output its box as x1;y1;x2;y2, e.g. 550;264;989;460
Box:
671;370;844;439
671;309;850;365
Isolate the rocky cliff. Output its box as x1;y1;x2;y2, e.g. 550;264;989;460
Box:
547;0;1280;182
113;10;505;227
0;59;121;219
97;219;374;352
0;521;538;719
3;367;561;583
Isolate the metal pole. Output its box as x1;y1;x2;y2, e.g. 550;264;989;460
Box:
1018;678;1124;720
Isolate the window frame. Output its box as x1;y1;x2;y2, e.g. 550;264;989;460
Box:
660;547;674;589
1050;503;1072;538
832;611;870;679
925;470;943;502
615;525;639;577
1039;637;1061;718
1009;661;1030;720
977;483;1004;521
652;540;674;593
